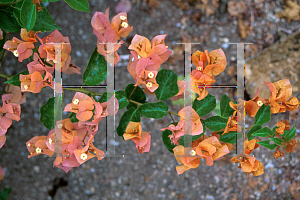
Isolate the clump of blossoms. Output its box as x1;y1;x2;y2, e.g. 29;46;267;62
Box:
0;7;299;178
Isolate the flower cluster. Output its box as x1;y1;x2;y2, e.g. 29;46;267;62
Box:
127;34;172;94
123;121;151;153
26;92;118;172
0;85;26;148
191;49;227;100
91;8;133;65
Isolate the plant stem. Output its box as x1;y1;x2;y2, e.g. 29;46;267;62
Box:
63;87;102;96
0;0;20;6
0;72;12;79
169;112;176;124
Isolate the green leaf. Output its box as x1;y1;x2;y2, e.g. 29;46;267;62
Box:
125;84;146;109
116;108;140;137
214;101;221;116
82;47;107;85
40;97;54;130
64;0;90;12
284;125;296;141
220;94;235;118
12;0;23;26
138;101;169;119
192;93;216;117
20;0;36;30
68;112;79;123
179;125;206;146
32;4;61;32
0;10;21;32
138;101;168;119
0;0;15;3
0;187;11;200
269;138;284;145
162;129;177;153
154;69;179;100
252;127;273;137
219;131;241;144
4;70;29;87
98;90;129;110
203;116;228;131
247;124;262;140
0;31;6;52
257;140;278;150
254;104;271;125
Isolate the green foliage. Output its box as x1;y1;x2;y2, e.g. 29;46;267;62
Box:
4;70;29;87
99;91;129;110
257;140;278;150
116;108;140;137
192;93;216;117
254;104;271;125
20;0;36;30
252;127;273;137
32;4;61;32
68;112;79;123
247;124;262;140
154;69;179;100
269;138;284;145
219;131;241;144
125;84;146;109
203;116;228;132
138;101;168;119
64;0;90;12
284;125;296;141
220;94;235;118
83;47;107;85
40;97;55;130
0;187;11;200
0;9;21;32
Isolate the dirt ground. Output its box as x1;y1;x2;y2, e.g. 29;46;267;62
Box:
0;0;300;199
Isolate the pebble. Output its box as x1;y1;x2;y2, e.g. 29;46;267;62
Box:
76;50;82;57
222;43;229;49
33;165;40;173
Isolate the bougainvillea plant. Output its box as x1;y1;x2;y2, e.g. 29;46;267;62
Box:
0;1;299;186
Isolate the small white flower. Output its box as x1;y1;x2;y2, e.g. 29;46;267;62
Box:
36;147;42;154
80;153;88;160
257;101;263;106
13;50;19;57
146;82;152;88
73;99;79;105
53;60;57;63
197;66;202;71
24;85;29;90
189;150;196;156
148;72;154;78
49;138;53;145
121;22;128;28
57;124;63;129
120;15;127;20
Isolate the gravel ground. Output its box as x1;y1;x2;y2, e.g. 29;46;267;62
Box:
0;0;300;199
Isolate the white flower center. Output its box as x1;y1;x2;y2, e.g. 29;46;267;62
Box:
121;22;128;28
73;99;79;105
49;138;52;145
36;147;42;154
57;124;63;129
80;153;88;160
148;72;154;78
24;85;29;90
197;66;202;71
189;150;196;156
120;15;127;20
257;101;263;106
13;50;19;57
146;82;152;88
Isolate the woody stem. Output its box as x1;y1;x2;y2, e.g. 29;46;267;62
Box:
127;85;137;101
169;113;176;124
0;72;12;79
